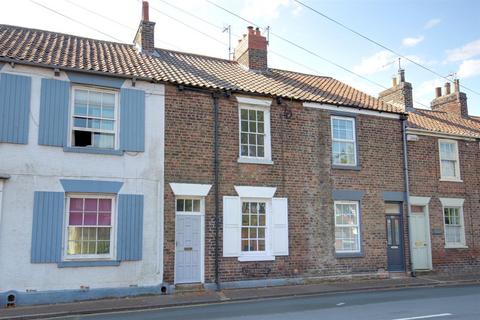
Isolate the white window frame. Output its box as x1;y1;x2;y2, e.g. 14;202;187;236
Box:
438;139;461;181
440;197;467;248
69;85;120;150
237;97;272;165
238;197;273;261
334;200;361;254
331;116;357;167
63;193;117;261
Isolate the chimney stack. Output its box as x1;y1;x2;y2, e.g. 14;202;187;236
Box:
431;79;469;117
234;26;268;71
378;69;413;111
134;1;156;54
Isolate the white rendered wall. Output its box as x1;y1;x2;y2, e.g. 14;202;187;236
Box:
0;64;165;293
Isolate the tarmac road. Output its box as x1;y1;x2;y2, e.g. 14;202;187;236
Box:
56;284;480;320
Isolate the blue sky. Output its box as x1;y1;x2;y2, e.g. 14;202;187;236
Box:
3;0;480;114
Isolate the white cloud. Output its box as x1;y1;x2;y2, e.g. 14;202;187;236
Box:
402;36;424;47
457;59;480;78
353;50;397;75
446;39;480;62
424;18;441;29
353;50;424;76
240;0;290;21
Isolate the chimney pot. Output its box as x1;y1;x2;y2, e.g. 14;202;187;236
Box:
392;77;397;87
454;79;460;93
397;69;405;83
142;1;149;21
435;87;442;98
444;82;451;95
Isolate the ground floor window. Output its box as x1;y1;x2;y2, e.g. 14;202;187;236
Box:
241;201;267;252
334;201;361;253
443;207;465;247
66;195;115;259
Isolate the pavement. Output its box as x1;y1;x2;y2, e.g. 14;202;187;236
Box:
2;273;480;320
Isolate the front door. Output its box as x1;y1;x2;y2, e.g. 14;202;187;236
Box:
385;203;405;272
410;205;431;270
175;214;202;284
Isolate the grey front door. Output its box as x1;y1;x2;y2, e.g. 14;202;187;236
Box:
175;215;202;284
386;214;405;271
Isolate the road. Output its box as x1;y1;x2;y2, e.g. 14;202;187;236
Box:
56;285;480;320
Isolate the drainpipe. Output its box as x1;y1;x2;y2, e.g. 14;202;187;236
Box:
401;116;415;277
0;175;10;234
176;85;223;290
212;92;221;291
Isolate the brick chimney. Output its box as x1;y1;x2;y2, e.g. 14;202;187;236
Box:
134;1;156;53
234;26;268;71
378;69;413;112
430;79;468;117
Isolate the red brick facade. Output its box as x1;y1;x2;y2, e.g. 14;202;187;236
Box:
164;84;408;285
407;135;480;272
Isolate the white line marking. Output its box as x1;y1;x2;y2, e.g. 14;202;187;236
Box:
336;302;345;306
391;313;452;320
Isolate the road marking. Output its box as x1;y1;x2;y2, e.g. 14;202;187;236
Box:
391;313;452;320
336;302;345;306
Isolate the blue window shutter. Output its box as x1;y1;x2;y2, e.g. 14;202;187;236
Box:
31;192;64;263
120;89;145;152
117;194;144;261
0;73;31;144
38;79;70;146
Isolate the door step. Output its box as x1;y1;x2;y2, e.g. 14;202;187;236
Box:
174;283;205;294
389;271;408;279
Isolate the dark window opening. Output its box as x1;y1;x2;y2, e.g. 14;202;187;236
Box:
73;130;92;147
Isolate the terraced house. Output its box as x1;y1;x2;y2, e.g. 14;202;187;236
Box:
0;1;478;308
380;73;480;274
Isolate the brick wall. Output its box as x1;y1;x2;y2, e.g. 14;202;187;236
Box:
408;135;480;272
164;83;407;284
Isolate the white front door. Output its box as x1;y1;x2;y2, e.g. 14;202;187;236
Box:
174;197;204;284
409;205;432;270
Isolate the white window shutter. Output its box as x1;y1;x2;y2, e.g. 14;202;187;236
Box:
272;198;289;256
223;196;241;257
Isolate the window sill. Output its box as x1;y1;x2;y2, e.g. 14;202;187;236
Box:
444;245;468;249
238;255;275;262
332;164;361;171
58;260;121;268
335;252;364;258
439;178;463;183
64;146;124;156
237;157;274;165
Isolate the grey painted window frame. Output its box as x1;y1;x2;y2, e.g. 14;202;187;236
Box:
330;112;361;171
332;189;364;258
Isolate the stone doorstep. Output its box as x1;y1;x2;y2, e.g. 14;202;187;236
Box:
174;283;206;295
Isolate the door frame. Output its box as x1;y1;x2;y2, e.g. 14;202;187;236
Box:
408;196;432;270
385;201;406;272
174;196;205;284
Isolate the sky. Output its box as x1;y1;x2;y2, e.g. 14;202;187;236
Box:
2;0;480;114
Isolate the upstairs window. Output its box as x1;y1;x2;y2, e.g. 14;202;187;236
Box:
237;96;272;164
71;87;117;149
240;108;266;158
331;116;357;166
439;140;461;180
